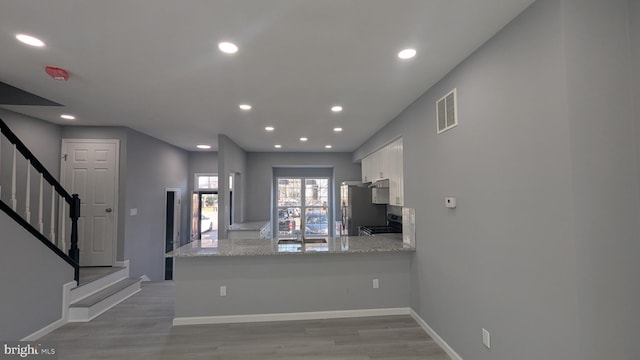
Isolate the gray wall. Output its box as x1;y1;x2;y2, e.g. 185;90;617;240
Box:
563;1;640;359
355;1;640;359
630;1;640;356
217;134;247;235
355;0;581;359
245;152;361;222
0;211;74;340
175;252;411;318
124;129;188;280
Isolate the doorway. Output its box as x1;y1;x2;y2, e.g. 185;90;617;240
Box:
164;188;181;280
60;139;119;266
192;191;218;247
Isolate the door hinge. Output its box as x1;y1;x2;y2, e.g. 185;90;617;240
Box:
62;154;68;161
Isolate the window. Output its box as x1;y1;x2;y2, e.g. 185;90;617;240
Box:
276;177;330;239
195;174;233;191
196;174;218;190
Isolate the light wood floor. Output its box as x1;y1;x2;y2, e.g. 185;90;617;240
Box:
42;282;450;360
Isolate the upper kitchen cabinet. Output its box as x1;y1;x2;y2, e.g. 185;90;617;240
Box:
361;155;373;183
388;138;404;206
360;137;404;206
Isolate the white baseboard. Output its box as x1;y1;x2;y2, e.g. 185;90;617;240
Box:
173;307;411;326
140;275;151;282
21;281;76;341
409;309;463;360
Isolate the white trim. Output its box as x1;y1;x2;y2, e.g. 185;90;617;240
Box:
409;309;463;360
21;281;76;341
114;259;130;276
173;307;410;326
140;275;151;282
60;138;120;266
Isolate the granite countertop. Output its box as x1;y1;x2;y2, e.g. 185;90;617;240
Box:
228;221;269;231
167;234;414;257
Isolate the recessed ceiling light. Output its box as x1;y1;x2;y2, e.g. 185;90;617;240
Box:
16;34;45;47
300;137;308;142
274;144;282;149
239;104;252;110
60;114;76;120
398;48;417;59
331;105;343;112
325;145;333;149
197;144;212;149
333;127;343;132
218;42;238;54
265;126;275;131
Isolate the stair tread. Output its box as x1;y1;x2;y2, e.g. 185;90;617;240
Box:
70;278;140;307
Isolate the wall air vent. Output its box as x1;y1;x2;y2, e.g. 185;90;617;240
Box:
437;88;458;134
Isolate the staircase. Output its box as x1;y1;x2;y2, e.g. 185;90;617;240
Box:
0;117;141;329
68;265;141;322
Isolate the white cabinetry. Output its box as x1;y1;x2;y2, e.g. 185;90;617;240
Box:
388;138;404;206
360;138;404;206
361;155;373;183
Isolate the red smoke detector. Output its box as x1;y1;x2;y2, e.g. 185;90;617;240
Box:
45;66;69;81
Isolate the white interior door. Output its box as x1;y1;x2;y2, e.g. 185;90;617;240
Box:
61;139;119;266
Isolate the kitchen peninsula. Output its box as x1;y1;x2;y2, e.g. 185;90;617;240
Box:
167;235;415;326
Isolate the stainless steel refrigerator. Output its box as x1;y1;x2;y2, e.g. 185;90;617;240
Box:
340;181;387;236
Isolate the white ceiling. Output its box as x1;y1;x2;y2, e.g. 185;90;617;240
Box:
0;0;535;152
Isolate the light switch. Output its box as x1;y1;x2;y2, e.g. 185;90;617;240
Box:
130;208;138;216
482;328;491;349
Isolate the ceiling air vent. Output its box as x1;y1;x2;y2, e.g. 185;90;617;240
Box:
437;88;458;134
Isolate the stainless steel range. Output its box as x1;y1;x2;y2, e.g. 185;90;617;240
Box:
359;214;402;236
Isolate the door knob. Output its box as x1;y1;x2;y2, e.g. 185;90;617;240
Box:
106;208;113;213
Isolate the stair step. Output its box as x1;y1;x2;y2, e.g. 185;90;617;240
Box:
70;266;129;303
68;278;141;322
79;266;126;285
71;278;140;307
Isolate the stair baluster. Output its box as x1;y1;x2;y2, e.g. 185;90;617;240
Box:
11;144;17;210
38;174;44;233
49;186;56;243
60;197;66;251
25;160;31;223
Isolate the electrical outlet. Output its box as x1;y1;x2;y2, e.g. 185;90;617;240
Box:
482;328;491;349
373;278;379;289
220;285;227;297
